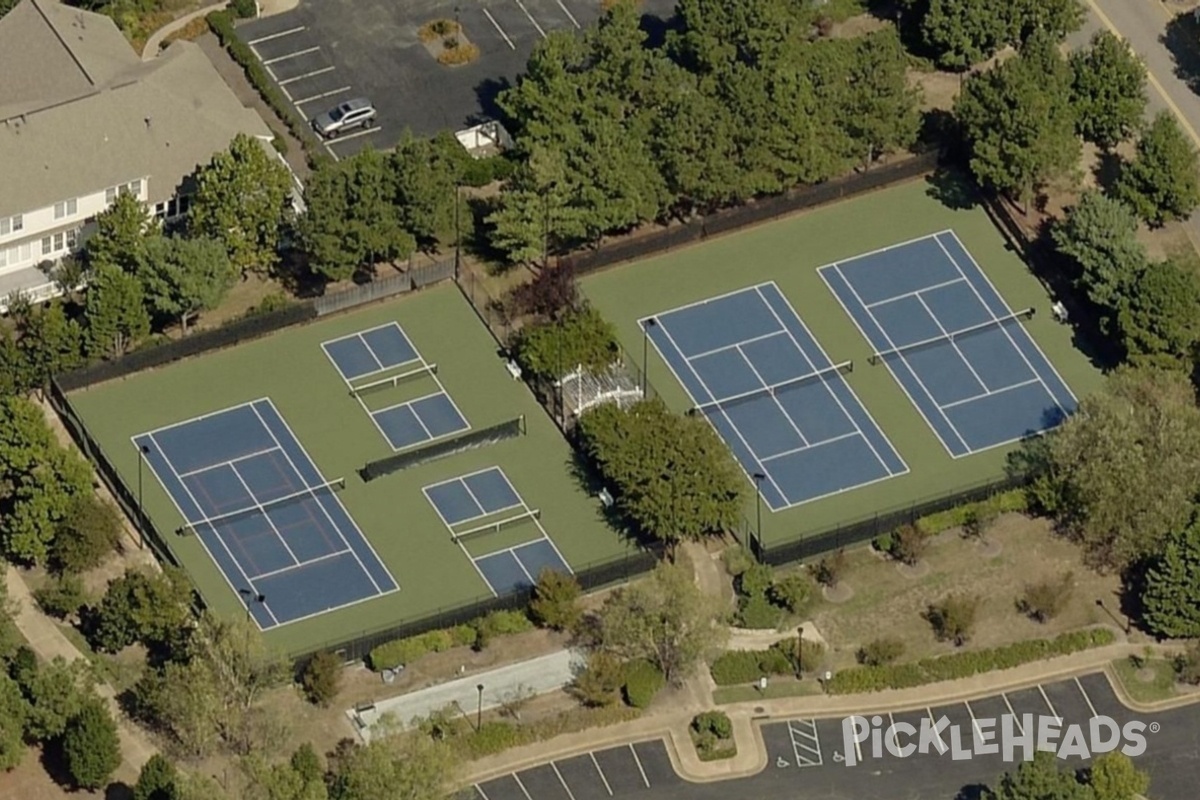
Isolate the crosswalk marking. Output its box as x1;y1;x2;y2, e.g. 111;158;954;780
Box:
786;719;824;767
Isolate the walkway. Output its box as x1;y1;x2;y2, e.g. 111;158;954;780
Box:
141;1;228;58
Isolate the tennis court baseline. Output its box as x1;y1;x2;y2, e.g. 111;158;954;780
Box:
819;231;1077;457
321;322;470;451
134;398;398;630
643;282;907;511
423;467;572;596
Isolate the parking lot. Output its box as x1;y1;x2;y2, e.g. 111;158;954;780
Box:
469;740;678;800
237;0;675;158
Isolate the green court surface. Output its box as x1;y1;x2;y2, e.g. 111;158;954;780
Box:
66;284;632;655
582;178;1104;545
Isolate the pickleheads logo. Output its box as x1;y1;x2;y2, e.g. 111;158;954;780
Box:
840;714;1155;766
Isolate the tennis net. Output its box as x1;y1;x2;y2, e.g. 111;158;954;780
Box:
350;364;437;398
451;508;541;544
689;360;853;416
868;308;1034;366
177;477;345;536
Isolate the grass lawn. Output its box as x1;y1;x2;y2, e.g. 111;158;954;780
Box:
712;679;824;705
65;284;634;656
1110;657;1180;705
582;176;1104;546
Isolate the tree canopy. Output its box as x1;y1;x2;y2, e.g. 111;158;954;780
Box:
1115;111;1200;226
1141;515;1200;638
137;236;237;334
1069;31;1147;149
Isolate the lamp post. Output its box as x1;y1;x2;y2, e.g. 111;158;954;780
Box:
238;589;265;623
752;472;766;555
453;182;461;280
476;684;485;731
795;626;804;679
137;444;150;515
1096;598;1130;634
641;318;656;398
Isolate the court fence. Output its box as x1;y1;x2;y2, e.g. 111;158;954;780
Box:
290;547;658;665
749;473;1029;567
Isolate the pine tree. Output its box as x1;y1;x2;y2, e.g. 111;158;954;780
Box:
1142;519;1200;638
1115;112;1200;226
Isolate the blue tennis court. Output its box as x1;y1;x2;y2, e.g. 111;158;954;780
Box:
819;231;1077;457
134;399;398;629
643;282;907;511
423;467;572;596
321;322;470;451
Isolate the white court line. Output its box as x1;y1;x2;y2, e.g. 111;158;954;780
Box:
325;125;383;144
370;388;444;417
295;86;352;106
589;753;613;796
734;343;810;447
760;432;860;464
687;329;787;361
279;66;335;86
512;0;547;37
1002;693;1025;735
474;785;490;800
248;25;305;45
175;446;280;478
512;774;533;800
482;8;516;49
865;276;966;309
556;0;580;27
139;398;262;438
939;378;1042;411
249;548;352;581
551;763;576;800
1075;677;1099;718
356;332;386;371
629;744;650;788
1037;685;1062;724
914;293;989;392
263;46;320;65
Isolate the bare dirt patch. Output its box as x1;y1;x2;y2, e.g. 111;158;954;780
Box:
828;13;887;39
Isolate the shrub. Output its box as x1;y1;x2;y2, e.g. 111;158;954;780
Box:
722;545;755;578
62;699;121;789
926;593;981;646
710;651;767;685
771;637;825;674
529;569;582;632
438;40;480;66
916;490;1025;535
815;549;848;588
134;754;179;800
872;532;894;554
691;710;732;740
477;609;534;638
1017;573;1074;623
622;659;665;709
34;574;87;619
769;573;813;613
757;645;793;676
858;637;906;667
449;624;478;647
300;650;342;707
8;646;38;686
737;593;781;629
51;494;121;574
737;564;773;598
244;291;292;317
890;524;927;565
962;504;999;539
419;18;460;41
1176;642;1200;686
572;652;624;707
230;0;257;18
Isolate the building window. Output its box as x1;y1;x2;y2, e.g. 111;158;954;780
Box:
154;202;167;219
129;179;142;197
54;199;77;219
0;215;21;235
42;236;53;256
66;229;78;249
53;232;64;251
105;187;117;204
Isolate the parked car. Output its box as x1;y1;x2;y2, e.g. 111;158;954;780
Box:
311;98;376;138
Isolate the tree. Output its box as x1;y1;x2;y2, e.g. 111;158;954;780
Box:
842;28;922;166
327;735;456;800
1051;191;1148;315
1089;751;1149;800
529;569;582;632
1116;256;1200;368
89;566;194;653
0;672;28;772
84;263;151;357
51;493;122;574
921;0;1010;70
577;399;747;547
1070;31;1147;149
926;593;980;646
240;745;328;800
85;191;158;273
299;651;341;708
0;572;21;663
1115;111;1200;226
513;306;619;380
134;753;181;800
138;236;236;334
391;134;460;247
17;301;84;392
985;750;1095;800
22;656;94;741
1017;573;1074;623
594;560;727;683
189;133;293;276
956;31;1080;212
1141;517;1200;638
1026;367;1200;570
298;148;414;282
62;697;121;789
505;263;579;322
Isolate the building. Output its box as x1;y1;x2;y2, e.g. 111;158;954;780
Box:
0;0;277;308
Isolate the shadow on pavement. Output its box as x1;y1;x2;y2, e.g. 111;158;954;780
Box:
1162;11;1200;95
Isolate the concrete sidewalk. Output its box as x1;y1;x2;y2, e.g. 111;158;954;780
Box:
351;649;585;740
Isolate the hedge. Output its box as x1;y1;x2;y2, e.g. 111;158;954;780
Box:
710;647;797;686
915;489;1027;535
827;628;1116;695
445;705;640;760
367;612;533;670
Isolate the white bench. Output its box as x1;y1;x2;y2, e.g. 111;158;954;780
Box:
1051;301;1069;323
504;360;522;380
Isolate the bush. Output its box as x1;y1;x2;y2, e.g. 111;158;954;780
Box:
529;570;582;632
62;699;121;789
722;545;755;578
769;573;813;614
816;549;848;588
460;154;515;187
34;574;87;620
710;651;767;685
438;40;480;66
418;18;460;41
230;0;257;18
622;660;665;709
858;637;906;667
916;491;1025;535
300;650;341;707
477;609;534;638
134;754;179;800
8;646;37;686
890;525;927;566
771;637;825;674
366;611;530;670
1176;642;1200;686
827;628;1115;694
1017;573;1074;623
737;564;773;598
926;593;981;646
872;532;894;554
51;494;121;574
572;652;625;707
736;593;781;629
691;710;732;740
757;645;793;676
962;504;999;539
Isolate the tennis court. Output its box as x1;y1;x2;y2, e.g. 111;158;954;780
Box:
643;282;907;511
423;467;572;596
321;322;469;451
819;231;1077;457
133;398;398;630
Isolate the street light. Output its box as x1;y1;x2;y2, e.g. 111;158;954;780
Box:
453;182;461;280
137;444;150;515
476;684;485;731
238;589;265;623
752;472;766;555
641;318;656;398
795;626;804;679
1096;598;1131;634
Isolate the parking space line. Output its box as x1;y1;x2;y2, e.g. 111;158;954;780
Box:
248;26;305;45
551;763;576;800
324;126;381;146
1075;677;1099;718
482;8;516;49
629;744;650;788
965;701;984;739
555;0;580;27
280;66;335;86
474;785;489;800
1001;693;1025;735
263;46;321;65
295;86;352;106
589;752;613;796
512;0;547;37
1038;685;1062;724
512;774;532;800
